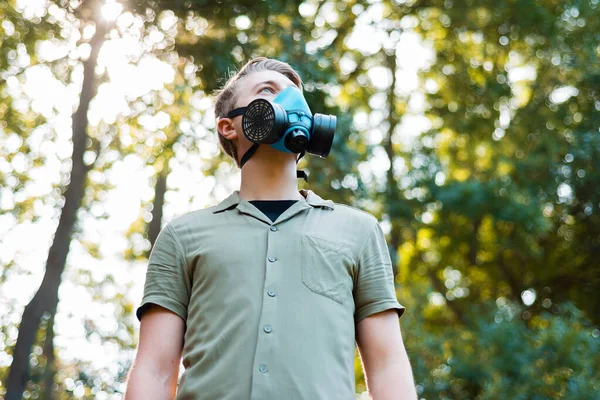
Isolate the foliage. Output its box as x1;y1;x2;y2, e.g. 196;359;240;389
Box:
405;296;600;399
399;0;600;326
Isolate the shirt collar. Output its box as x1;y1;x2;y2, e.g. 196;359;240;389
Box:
212;189;334;214
300;189;335;210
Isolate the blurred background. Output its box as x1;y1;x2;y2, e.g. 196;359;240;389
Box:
0;0;599;399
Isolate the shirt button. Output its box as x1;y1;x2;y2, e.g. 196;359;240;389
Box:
263;324;272;333
270;226;277;232
268;257;277;263
258;364;268;373
267;289;276;297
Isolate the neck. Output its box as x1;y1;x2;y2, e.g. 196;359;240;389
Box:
238;148;304;201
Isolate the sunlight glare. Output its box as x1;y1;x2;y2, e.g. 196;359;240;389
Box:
101;0;123;22
521;289;536;306
368;66;392;90
550;86;579;104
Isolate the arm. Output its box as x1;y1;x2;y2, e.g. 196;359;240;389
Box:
356;309;417;400
125;305;185;400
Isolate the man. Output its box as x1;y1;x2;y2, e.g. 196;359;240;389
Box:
125;57;417;400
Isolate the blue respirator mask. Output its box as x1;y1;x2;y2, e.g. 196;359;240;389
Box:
225;86;336;181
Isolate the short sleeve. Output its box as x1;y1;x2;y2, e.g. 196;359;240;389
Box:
354;220;406;324
136;223;190;322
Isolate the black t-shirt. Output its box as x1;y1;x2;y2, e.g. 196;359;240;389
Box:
249;200;298;222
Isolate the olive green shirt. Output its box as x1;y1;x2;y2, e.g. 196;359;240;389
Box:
136;189;405;400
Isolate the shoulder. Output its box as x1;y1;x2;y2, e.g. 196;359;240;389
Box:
165;204;223;234
307;189;380;231
311;198;381;249
329;202;380;230
333;203;378;222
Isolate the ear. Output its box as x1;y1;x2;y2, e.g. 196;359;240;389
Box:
217;117;238;141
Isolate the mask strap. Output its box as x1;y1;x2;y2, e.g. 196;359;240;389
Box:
296;151;308;182
226;106;255;168
240;143;260;168
225;107;247;119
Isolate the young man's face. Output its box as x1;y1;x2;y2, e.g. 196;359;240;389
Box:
219;69;300;165
234;69;298;109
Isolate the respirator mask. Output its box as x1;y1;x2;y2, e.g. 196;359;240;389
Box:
225;86;337;181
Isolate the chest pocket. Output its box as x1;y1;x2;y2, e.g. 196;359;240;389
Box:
301;234;354;305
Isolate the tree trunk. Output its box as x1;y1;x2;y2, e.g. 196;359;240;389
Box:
384;50;401;277
40;314;56;400
468;217;482;266
147;163;168;252
5;20;106;400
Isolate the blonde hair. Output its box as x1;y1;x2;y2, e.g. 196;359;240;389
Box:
214;57;303;167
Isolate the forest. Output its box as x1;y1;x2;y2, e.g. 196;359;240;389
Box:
0;0;599;399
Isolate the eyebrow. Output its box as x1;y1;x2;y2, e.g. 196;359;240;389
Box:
251;80;291;92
